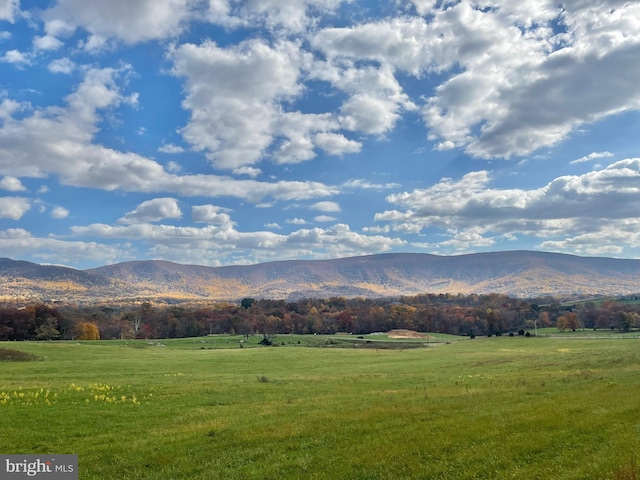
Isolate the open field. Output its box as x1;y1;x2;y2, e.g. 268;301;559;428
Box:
1;336;639;479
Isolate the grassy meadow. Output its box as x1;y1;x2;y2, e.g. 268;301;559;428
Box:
1;334;639;479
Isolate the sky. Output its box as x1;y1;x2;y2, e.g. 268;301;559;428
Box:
1;0;640;270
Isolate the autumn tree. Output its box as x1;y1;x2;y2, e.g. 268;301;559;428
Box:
556;316;568;332
538;311;551;327
75;322;100;340
566;312;580;331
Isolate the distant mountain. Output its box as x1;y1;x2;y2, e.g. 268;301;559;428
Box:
2;251;640;303
0;258;131;302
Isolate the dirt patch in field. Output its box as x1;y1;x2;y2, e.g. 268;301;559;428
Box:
387;329;432;339
0;348;43;362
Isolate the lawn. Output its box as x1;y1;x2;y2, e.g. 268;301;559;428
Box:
1;336;639;479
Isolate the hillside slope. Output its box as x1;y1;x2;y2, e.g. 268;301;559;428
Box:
89;251;640;300
2;251;640;302
0;258;131;302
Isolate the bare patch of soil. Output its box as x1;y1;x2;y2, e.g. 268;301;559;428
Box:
0;348;43;362
387;329;432;339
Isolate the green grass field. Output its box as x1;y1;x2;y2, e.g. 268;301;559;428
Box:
1;335;639;479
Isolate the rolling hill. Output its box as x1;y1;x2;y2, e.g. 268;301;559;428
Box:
2;251;640;303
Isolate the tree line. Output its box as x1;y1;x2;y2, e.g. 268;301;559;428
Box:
1;294;639;341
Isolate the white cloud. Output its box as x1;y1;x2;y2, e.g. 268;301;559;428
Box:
309;62;416;137
286;218;307;225
362;225;389;234
310;2;640;160
422;1;640;159
311;201;340;212
439;227;496;251
166;161;181;173
0;228;126;266
51;206;69;219
0;197;29;219
0;49;30;65
376;157;640;254
170;34;418;169
274;111;342;164
42;0;193;46
0;66;338;203
170;39;304;169
48;57;76;74
314;132;361;156
232;166;262;178
0;0;19;22
191;204;232;225
118;198;182;224
158;143;184;154
342;179;400;190
570;151;614;165
264;222;281;229
0;176;25;191
69;220;405;267
207;0;347;34
314;215;336;222
33;35;63;51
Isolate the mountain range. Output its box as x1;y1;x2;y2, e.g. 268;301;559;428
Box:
1;251;640;303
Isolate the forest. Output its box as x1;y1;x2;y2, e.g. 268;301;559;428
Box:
1;293;639;341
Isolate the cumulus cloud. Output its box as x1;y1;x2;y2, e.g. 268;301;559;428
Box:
51;206;69;219
207;0;347;34
33;35;63;51
309;62;416;138
422;1;640;159
286;218;307;225
314;215;336;222
314;132;361;156
0;197;29;219
170;36;406;169
0;0;19;22
0;228;126;266
48;57;76;74
309;2;640;159
191;204;232;225
232;166;262;178
70;220;405;267
311;201;340;212
118;198;182;224
0;66;338;203
0;176;25;191
42;0;192;47
170;39;304;169
158;143;184;154
376;158;640;254
0;49;30;65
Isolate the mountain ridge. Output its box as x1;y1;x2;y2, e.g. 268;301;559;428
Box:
2;251;640;302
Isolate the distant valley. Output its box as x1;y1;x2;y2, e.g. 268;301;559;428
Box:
2;251;640;303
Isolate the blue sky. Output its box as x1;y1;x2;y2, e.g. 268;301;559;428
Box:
1;0;640;269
